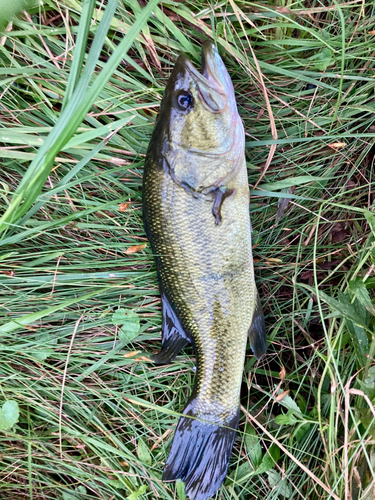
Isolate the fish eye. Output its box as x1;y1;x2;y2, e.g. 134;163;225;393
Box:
176;91;194;111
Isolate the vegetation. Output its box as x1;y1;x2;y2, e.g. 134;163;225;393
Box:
1;0;375;499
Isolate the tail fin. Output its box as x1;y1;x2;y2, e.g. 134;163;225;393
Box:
163;398;239;500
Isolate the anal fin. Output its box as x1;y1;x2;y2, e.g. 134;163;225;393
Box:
151;294;191;365
249;291;267;359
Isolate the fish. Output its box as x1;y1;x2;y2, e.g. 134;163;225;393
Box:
142;41;267;500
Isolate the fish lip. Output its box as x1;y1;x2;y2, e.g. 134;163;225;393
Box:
185;45;225;93
178;44;229;112
177;55;213;89
201;41;224;90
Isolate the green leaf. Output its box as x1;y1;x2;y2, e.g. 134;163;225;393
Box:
267;470;292;498
126;485;148;500
0;400;20;430
357;366;375;400
112;309;140;343
302;285;366;328
258;176;326;192
216;21;235;44
256;445;280;474
62;488;86;500
108;479;125;489
244;426;262;468
63;114;136;150
346;320;369;367
227;461;252;483
62;493;77;500
311;47;334;71
349;280;375;315
364;209;375;237
119;315;140;342
62;0;95;110
274;411;298;426
294;423;311;442
357;407;375;439
18;140;108;226
274;414;290;426
176;480;186;500
32;349;54;361
276;389;303;415
30;333;57;361
27;251;65;267
112;308;131;325
137;437;151;465
0;0;39;31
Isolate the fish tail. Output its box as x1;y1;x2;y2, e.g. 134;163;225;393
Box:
162;398;239;500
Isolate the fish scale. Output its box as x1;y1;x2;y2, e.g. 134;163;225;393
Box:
143;42;267;500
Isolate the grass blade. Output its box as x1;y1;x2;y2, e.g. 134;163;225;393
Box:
0;0;158;235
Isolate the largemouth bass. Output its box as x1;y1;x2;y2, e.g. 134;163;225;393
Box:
143;42;267;500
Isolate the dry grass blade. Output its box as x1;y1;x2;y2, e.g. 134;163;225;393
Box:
59;314;84;458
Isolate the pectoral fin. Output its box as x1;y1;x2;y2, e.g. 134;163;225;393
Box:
151;293;192;365
249;292;267;359
212;187;235;225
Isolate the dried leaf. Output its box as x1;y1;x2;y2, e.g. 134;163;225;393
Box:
2;270;14;277
125;243;147;254
319;260;343;270
109;158;130;166
346;180;356;191
123;350;140;358
328;142;346;150
276;187;295;223
119;202;130;211
279;366;286;381
301;270;314;280
276;390;290;401
332;229;347;243
331;222;347;243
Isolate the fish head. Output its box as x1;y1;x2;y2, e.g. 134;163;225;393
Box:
152;42;245;192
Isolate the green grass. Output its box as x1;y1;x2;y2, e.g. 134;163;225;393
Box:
1;1;375;499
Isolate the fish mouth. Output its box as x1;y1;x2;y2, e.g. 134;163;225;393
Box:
201;41;225;90
181;42;230;112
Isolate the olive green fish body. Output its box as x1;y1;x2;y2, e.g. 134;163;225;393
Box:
144;156;254;421
143;42;266;500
